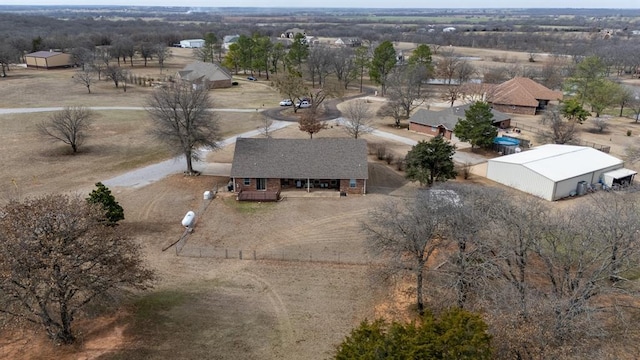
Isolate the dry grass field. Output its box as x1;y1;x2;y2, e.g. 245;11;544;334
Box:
1;42;640;359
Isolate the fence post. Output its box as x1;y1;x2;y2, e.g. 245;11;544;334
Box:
225;249;228;259
239;250;243;260
253;250;256;260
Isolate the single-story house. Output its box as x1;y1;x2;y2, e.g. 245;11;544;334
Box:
25;51;73;69
486;144;636;201
487;77;563;115
230;138;369;201
335;38;362;47
409;103;511;139
223;34;240;50
281;28;306;39
180;39;205;48
176;61;233;89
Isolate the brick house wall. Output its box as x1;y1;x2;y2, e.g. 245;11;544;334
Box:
339;179;366;195
409;122;452;139
209;79;232;89
491;104;536;116
235;178;282;192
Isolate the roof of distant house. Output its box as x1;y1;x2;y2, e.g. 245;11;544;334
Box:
231;138;368;179
178;61;232;82
489;77;563;107
409;103;511;130
26;51;65;58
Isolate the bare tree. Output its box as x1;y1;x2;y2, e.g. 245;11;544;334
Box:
443;85;463;107
385;64;429;119
538;106;579;144
363;191;448;315
0;194;154;344
73;68;95;93
275;70;307;113
104;64;127;89
331;47;358;90
341;100;373;139
436;183;502;309
298;109;327;139
146;83;221;175
436;48;461;85
591;116;609;133
259;114;274;138
38;106;94;153
376;100;406;128
154;44;172;73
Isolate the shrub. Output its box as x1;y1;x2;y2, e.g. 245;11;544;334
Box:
385;153;395;165
627;130;632;136
376;145;387;160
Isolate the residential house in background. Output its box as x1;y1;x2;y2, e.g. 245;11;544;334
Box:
409;103;511;140
281;28;306;39
177;61;233;89
25;51;73;69
223;34;240;50
230;138;369;201
335;38;362;47
179;39;205;48
487;77;563;115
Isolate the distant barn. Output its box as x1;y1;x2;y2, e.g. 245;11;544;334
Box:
25;51;73;69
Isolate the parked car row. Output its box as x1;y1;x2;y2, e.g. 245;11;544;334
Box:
279;97;312;108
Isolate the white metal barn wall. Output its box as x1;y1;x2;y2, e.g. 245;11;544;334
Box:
554;164;623;200
554;173;597;200
487;161;555;200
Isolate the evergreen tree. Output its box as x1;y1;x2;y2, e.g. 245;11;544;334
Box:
335;308;493;359
405;136;457;186
86;182;124;224
287;33;309;68
369;40;397;96
453;101;498;149
560;98;590;123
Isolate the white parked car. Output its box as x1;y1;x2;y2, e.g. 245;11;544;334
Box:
279;99;293;106
295;100;311;108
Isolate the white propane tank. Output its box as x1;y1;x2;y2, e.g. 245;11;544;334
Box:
203;191;212;199
181;211;195;228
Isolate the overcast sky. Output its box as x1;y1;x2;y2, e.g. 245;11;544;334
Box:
2;0;638;9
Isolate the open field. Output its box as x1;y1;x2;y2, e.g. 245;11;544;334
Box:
2;40;640;359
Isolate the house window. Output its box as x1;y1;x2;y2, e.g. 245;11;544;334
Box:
243;178;250;186
257;178;266;191
349;179;357;188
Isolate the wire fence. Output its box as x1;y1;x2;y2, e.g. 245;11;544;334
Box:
175;244;374;265
511;121;611;153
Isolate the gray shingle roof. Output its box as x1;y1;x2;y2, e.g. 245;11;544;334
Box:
26;51;64;58
409;103;511;130
178;61;232;82
231;138;368;179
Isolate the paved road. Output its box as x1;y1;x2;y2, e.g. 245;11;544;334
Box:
0;107;264;114
102;120;294;189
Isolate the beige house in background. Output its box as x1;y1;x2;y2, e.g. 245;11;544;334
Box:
177;61;233;89
487;77;563;115
25;51;73;69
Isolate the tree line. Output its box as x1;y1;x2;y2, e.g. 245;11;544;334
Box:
355;183;640;359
